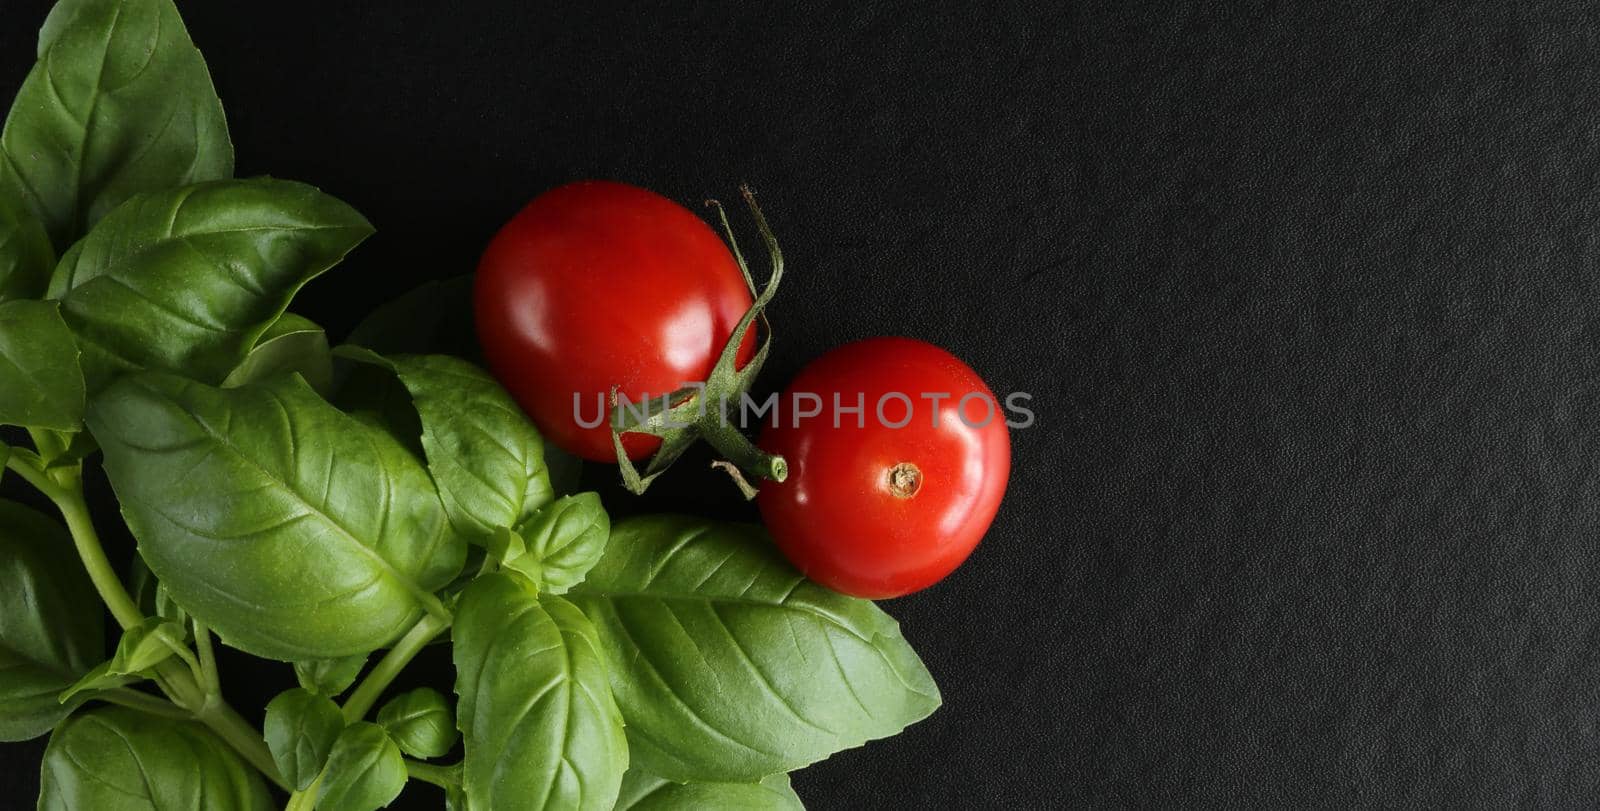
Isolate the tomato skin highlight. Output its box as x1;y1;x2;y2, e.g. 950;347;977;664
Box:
757;337;1011;598
474;180;755;462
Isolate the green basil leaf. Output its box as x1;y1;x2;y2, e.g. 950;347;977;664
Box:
486;526;526;571
56;660;132;704
0;0;232;250
0;498;102;741
38;706;273;810
106;616;188;675
615;770;804;811
265;687;346;791
0;199;53;302
568;516;942;782
453;573;628;810
50;178;372;392
60;615;189;704
375;686;457;759
338;349;554;544
295;654;368;698
505;492;609;594
224;312;334;396
0;299;84;430
87;372;465;660
318;721;407;811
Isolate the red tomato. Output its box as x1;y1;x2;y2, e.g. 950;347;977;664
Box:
475;181;755;461
757;338;1010;598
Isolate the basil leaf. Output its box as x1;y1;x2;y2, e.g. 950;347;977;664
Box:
0;199;53;302
88;372;465;660
56;660;132;704
224;312;335;396
60;604;189;705
339;349;554;544
0;0;232;250
50;178;371;392
318;721;407;811
265;688;346;791
295;654;368;698
106;616;188;675
453;573;629;811
375;686;457;759
0;299;84;430
0;499;102;742
38;706;273;810
568;516;941;782
505;492;609;594
615;770;804;811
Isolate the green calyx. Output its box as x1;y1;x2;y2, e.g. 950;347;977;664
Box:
609;186;788;498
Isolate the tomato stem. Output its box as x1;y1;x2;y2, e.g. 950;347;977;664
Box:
610;186;790;497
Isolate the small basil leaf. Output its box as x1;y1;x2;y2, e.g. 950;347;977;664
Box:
265;687;346;791
0;498;102;741
338;349;554;544
0;0;233;251
507;492;610;594
486;526;527;572
295;654;368;698
56;661;132;704
318;722;408;811
38;707;273;810
615;770;804;811
224;312;335;396
0;199;53;302
106;616;188;676
454;573;629;810
88;372;465;661
0;299;84;430
51;178;372;392
568;516;942;782
375;686;458;759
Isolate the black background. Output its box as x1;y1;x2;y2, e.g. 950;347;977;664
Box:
6;0;1600;807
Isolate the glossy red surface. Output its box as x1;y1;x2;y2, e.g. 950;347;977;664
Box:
476;180;755;461
758;337;1011;598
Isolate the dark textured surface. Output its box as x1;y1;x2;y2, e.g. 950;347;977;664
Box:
5;0;1600;807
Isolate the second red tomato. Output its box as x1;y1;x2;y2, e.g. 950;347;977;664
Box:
757;337;1011;598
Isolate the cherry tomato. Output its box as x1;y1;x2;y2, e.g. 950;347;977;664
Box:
757;337;1010;598
475;180;755;461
